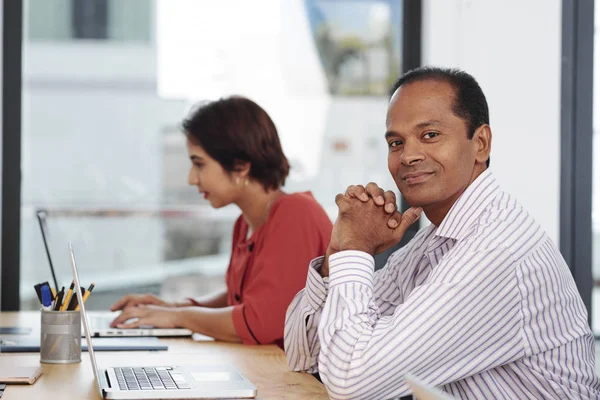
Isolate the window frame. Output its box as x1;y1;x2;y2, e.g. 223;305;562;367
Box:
560;0;595;323
1;0;23;310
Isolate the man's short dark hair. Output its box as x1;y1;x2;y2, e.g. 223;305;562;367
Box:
182;96;290;191
390;66;490;167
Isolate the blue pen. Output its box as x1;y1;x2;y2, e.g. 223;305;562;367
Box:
41;285;53;310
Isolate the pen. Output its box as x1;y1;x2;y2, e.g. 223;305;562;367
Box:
33;284;42;303
33;281;49;303
53;286;65;311
60;282;75;311
66;288;85;311
75;283;95;311
40;285;53;311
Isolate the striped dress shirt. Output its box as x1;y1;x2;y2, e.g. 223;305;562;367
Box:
284;170;600;399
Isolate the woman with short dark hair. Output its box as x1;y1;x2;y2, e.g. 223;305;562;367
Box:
110;96;332;347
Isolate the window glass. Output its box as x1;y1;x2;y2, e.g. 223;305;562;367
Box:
21;0;402;309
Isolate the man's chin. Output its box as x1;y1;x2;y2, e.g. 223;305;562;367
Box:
399;193;434;209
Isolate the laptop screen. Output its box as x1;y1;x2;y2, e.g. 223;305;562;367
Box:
69;241;103;397
37;211;59;292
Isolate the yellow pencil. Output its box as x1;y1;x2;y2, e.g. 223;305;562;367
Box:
75;283;95;311
50;286;56;299
60;282;75;311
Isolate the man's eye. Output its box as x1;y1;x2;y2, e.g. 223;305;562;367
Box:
388;140;403;148
423;132;438;139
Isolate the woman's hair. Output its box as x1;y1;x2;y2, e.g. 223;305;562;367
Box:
182;96;290;191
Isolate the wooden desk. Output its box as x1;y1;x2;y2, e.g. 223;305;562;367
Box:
0;312;328;399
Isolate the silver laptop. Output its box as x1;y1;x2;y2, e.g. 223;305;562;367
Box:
70;241;257;399
86;314;193;338
37;211;191;338
405;374;455;400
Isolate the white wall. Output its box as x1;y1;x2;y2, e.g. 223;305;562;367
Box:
423;0;562;243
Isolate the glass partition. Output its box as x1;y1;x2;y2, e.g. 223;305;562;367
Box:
21;0;403;309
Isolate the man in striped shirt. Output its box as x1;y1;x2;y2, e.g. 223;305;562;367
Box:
284;67;600;399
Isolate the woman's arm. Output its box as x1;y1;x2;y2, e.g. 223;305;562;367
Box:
185;290;228;308
109;304;241;343
175;306;240;342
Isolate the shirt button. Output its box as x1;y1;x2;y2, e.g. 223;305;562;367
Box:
234;294;241;302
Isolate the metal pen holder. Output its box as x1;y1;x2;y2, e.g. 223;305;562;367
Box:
40;309;82;364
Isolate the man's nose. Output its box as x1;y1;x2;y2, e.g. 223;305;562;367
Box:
400;141;425;166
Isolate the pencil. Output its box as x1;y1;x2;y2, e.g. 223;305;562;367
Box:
75;283;95;311
60;282;75;311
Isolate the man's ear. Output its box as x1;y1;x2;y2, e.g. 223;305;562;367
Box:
473;124;492;165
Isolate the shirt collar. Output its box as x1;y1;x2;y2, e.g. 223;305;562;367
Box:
434;169;500;240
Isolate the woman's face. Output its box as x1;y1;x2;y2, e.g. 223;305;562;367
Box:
186;138;241;208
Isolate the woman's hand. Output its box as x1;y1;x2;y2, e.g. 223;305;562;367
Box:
109;305;180;329
110;294;173;312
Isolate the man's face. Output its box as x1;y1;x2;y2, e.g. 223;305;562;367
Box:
386;80;488;218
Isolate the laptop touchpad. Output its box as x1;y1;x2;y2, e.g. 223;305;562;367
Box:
191;372;243;382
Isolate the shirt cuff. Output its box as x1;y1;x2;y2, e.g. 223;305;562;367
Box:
305;256;329;311
329;250;375;288
231;304;258;345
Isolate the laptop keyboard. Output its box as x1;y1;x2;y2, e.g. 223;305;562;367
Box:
114;367;191;391
89;315;112;331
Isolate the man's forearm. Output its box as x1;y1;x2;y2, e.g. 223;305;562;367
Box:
285;255;333;372
318;258;330;277
319;247;337;277
174;306;241;342
284;288;323;373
